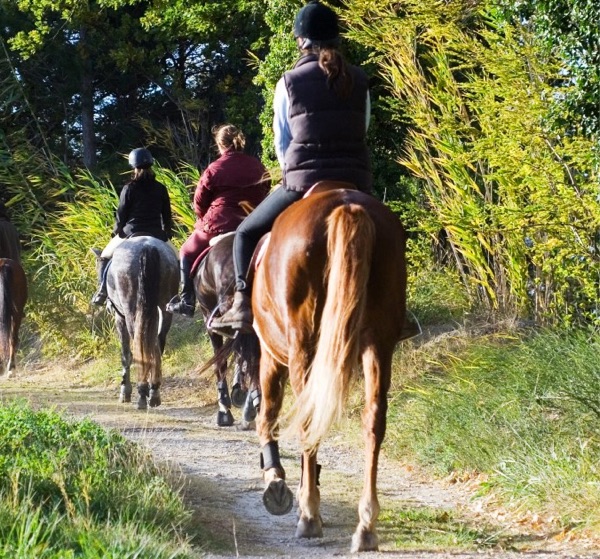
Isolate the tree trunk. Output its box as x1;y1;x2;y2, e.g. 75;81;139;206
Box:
80;24;97;169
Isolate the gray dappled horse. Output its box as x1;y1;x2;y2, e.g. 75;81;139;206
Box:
94;236;178;409
0;258;27;376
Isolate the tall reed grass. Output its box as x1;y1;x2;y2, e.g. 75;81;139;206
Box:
387;327;600;532
26;164;198;358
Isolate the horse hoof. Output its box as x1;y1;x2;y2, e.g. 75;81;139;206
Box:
351;528;379;552
295;516;323;539
119;386;132;403
137;397;148;410
231;384;247;408
149;389;161;408
263;479;293;516
237;420;256;432
217;410;234;427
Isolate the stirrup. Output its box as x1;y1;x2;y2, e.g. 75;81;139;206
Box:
167;300;195;318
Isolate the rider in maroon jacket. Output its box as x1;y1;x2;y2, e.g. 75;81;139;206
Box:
167;124;270;317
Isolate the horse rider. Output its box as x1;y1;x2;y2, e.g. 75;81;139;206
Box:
0;201;22;263
91;148;175;306
166;124;270;318
211;1;372;334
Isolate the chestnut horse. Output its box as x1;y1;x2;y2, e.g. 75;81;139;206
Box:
253;186;414;552
195;233;260;428
0;258;27;375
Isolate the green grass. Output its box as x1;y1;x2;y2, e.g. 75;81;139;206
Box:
387;327;600;534
0;400;201;558
379;507;499;551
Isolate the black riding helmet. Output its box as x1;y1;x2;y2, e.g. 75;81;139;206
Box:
293;1;339;47
128;148;154;169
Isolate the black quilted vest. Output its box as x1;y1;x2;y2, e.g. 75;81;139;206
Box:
283;54;372;193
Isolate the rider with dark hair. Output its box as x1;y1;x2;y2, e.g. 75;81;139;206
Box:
0;201;22;263
91;148;174;306
167;124;269;317
211;1;371;334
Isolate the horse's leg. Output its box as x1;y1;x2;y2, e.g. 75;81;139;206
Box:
238;333;261;429
158;308;173;354
115;314;133;403
350;341;393;553
230;359;248;408
239;383;259;430
6;307;21;376
148;307;172;408
257;350;293;515
211;332;234;426
295;449;323;538
291;340;323;539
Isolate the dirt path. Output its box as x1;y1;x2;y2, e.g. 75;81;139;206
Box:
0;367;597;559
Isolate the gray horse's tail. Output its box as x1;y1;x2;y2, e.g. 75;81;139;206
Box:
0;263;13;365
133;245;161;385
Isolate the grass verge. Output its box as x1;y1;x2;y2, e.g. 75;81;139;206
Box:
0;399;203;558
386;326;600;538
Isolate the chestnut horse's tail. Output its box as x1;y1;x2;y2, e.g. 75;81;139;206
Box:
133;245;161;385
0;263;13;364
288;203;376;452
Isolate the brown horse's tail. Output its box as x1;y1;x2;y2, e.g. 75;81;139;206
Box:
287;203;376;452
0;263;13;366
133;246;162;385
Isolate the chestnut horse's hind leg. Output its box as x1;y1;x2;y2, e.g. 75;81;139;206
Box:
115;314;133;403
257;351;293;515
351;341;393;553
295;450;323;538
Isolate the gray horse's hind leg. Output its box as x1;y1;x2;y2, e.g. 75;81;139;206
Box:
239;387;259;431
120;369;132;403
115;314;132;403
137;382;149;410
158;308;173;354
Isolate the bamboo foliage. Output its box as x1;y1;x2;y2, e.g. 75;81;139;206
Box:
343;0;599;324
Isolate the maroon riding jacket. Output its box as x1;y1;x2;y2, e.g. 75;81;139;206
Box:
194;149;270;234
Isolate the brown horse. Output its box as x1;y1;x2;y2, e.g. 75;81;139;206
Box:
252;186;415;552
0;258;27;376
195;233;261;428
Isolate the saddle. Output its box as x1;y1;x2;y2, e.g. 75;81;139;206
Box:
190;232;236;278
192;181;358;281
247;181;358;283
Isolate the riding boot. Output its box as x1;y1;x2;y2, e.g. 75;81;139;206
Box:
166;256;196;317
91;257;110;306
210;290;253;334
